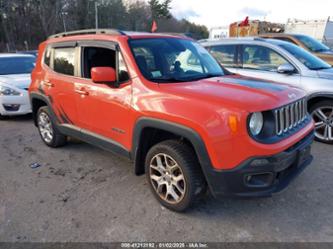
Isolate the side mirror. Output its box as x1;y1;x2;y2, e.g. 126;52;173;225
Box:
91;67;116;84
277;63;295;74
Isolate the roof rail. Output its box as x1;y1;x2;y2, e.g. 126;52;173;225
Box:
48;29;125;39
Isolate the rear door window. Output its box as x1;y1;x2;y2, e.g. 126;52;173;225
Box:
53;47;75;76
209;45;238;67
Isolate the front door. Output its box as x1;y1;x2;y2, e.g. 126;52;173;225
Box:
236;44;301;87
74;43;132;148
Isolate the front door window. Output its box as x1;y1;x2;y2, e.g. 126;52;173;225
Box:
242;45;288;72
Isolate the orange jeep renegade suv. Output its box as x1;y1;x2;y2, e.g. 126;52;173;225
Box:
30;29;314;212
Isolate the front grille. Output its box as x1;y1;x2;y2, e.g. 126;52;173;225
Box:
3;104;20;111
274;98;308;136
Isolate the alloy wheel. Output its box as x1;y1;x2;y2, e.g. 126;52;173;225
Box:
38;112;54;143
149;153;186;204
311;106;333;142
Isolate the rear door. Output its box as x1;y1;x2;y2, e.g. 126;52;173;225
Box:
237;44;301;86
44;42;79;126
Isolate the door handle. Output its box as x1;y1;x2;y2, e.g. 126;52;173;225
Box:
42;80;54;87
75;89;89;96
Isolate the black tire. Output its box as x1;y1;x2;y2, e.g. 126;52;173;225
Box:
37;106;67;147
309;100;333;144
0;114;7;120
145;140;207;212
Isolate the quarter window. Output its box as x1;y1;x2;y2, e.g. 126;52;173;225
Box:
242;45;288;71
210;45;237;67
44;46;52;67
118;52;130;82
53;47;75;76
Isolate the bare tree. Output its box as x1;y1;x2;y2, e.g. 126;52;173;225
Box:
0;0;209;52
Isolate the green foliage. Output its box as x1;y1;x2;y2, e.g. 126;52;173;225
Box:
148;0;172;20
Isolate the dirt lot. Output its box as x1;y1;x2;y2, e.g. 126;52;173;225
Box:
0;115;333;242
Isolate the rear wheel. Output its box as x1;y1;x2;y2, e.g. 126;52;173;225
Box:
310;100;333;144
37;106;67;147
145;140;206;212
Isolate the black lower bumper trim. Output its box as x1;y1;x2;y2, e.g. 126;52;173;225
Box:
206;131;314;198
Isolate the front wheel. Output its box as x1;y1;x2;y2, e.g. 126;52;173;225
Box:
37;106;67;147
310;100;333;144
145;140;206;212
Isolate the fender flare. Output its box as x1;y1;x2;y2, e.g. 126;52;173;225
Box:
132;117;216;190
307;92;333;103
30;92;59;126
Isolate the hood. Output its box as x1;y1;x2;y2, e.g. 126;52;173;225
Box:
0;74;31;89
316;67;333;80
159;74;305;113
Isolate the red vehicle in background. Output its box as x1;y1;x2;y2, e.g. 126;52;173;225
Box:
30;29;314;212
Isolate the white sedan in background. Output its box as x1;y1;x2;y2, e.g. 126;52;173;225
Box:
0;54;35;119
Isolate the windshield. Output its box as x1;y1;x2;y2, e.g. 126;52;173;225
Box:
279;43;332;70
0;56;36;75
129;38;224;83
294;34;331;52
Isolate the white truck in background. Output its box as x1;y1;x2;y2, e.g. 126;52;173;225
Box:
209;26;229;40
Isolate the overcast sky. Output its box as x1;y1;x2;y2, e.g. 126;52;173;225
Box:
167;0;333;28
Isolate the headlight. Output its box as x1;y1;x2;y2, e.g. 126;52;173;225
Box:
249;112;264;136
0;86;21;96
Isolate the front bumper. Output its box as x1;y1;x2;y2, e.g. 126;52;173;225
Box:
205;131;314;198
0;91;31;116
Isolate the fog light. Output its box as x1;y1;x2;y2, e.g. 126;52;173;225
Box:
245;172;274;187
250;158;269;167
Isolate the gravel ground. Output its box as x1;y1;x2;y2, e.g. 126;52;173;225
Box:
0;115;332;242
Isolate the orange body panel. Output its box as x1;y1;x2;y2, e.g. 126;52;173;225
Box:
30;33;314;171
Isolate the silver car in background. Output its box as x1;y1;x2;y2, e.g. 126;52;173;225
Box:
200;38;333;144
